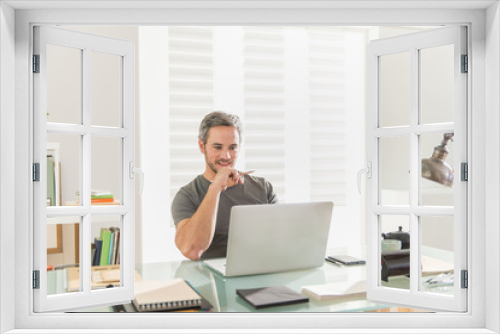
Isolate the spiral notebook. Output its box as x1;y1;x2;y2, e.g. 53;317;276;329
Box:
132;279;203;312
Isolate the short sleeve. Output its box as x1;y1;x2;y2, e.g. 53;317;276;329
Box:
171;189;197;226
266;180;279;204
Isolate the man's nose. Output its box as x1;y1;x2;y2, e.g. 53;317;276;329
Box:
221;149;231;159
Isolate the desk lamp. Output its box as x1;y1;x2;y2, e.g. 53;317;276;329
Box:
421;133;454;187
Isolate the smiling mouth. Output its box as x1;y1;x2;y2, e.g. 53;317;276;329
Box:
217;161;232;167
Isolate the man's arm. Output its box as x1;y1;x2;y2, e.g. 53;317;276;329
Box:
174;183;221;260
174;168;244;260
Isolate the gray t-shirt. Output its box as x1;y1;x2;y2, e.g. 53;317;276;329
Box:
171;174;278;259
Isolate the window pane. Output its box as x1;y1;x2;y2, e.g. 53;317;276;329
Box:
420;216;454;296
420;133;454;206
380;215;410;290
46;44;81;124
91;136;122;204
91;51;121;127
91;215;122;291
46;216;81;295
380;52;410;127
47;133;81;207
420;45;454;124
380;136;410;206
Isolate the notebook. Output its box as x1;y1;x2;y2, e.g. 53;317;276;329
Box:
203;201;333;277
132;279;203;312
236;286;309;309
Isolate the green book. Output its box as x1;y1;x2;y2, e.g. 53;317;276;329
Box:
99;228;112;266
46;157;55;206
108;230;115;265
91;194;114;200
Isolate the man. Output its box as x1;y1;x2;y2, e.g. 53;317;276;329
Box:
171;111;278;260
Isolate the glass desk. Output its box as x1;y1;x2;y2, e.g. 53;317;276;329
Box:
76;258;391;313
73;246;451;313
138;260;388;313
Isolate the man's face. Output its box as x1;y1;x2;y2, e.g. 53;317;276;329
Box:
199;126;240;175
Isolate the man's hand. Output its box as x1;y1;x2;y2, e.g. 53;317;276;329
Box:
211;167;244;192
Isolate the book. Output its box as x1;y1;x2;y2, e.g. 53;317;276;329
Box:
91;198;114;203
76;189;114;197
236;286;309;309
115;295;212;313
47;156;55;206
91;194;114;200
64;200;120;206
132;279;205;312
110;227;120;265
93;238;103;266
99;228;112;266
91;243;96;266
301;280;366;301
91;200;119;206
74;190;114;202
108;229;115;265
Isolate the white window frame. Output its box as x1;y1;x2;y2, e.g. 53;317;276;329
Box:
33;25;136;312
1;2;498;333
366;26;468;312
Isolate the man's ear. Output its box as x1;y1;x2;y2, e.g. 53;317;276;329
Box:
198;139;205;154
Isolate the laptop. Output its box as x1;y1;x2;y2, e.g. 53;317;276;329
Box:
203;201;333;277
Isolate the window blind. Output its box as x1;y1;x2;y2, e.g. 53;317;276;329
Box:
166;26;359;206
307;27;348;205
242;27;286;199
168;26;214;200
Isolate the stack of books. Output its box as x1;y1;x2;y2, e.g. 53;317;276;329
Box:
90;190;114;204
73;190;117;205
92;226;120;266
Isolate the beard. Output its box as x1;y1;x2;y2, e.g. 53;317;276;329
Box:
207;160;219;174
205;155;233;175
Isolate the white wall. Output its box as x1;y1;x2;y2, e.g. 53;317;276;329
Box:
138;26;185;263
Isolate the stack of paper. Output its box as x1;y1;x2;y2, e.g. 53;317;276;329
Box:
421;255;454;275
301;280;366;301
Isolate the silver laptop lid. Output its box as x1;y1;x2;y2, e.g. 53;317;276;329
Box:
224;201;333;277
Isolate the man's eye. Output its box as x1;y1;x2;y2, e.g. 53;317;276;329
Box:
213;146;222;150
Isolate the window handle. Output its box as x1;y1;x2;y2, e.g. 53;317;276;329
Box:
357;162;372;194
129;162;144;195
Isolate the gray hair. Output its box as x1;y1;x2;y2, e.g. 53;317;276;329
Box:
198;111;244;144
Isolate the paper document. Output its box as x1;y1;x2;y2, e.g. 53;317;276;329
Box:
421;255;454;275
301;280;366;301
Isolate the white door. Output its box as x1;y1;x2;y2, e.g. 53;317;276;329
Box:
33;26;136;312
366;26;467;312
